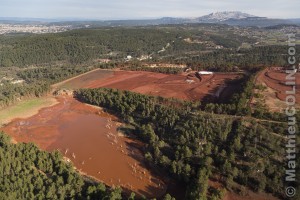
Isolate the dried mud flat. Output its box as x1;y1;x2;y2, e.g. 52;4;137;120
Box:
59;69;242;102
256;68;300;112
1;96;167;198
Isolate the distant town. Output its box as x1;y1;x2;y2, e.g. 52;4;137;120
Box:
0;24;73;34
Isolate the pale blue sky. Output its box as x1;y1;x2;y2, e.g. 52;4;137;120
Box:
0;0;299;20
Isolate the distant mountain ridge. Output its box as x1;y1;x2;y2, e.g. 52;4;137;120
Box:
197;11;257;22
1;11;299;27
164;11;297;27
158;11;299;27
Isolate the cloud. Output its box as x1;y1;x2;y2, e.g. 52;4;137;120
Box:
0;0;299;19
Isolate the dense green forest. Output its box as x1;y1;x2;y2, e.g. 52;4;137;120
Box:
0;28;185;67
76;88;298;200
162;45;300;71
0;81;49;109
0;66;92;108
124;65;184;74
0;26;298;71
17;66;92;84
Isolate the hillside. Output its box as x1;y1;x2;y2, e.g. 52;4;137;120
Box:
0;24;299;200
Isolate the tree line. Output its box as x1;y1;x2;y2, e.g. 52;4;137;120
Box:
0;66;92;108
1;27;298;71
76;88;289;200
161;45;300;72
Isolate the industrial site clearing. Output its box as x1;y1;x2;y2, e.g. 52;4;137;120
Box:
56;69;243;103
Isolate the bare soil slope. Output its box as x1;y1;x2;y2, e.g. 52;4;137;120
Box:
60;69;241;102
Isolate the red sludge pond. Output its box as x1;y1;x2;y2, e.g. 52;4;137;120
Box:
1;96;170;198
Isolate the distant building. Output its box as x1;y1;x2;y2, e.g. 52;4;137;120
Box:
97;59;111;63
215;45;224;49
11;79;25;84
125;55;132;61
198;71;213;75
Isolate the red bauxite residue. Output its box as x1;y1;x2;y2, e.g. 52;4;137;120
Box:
55;69;241;102
82;70;241;101
257;68;300;102
1;96;167;198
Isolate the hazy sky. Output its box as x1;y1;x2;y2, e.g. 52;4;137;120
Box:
1;0;299;20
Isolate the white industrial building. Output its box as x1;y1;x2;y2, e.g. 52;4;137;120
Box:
198;71;213;75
